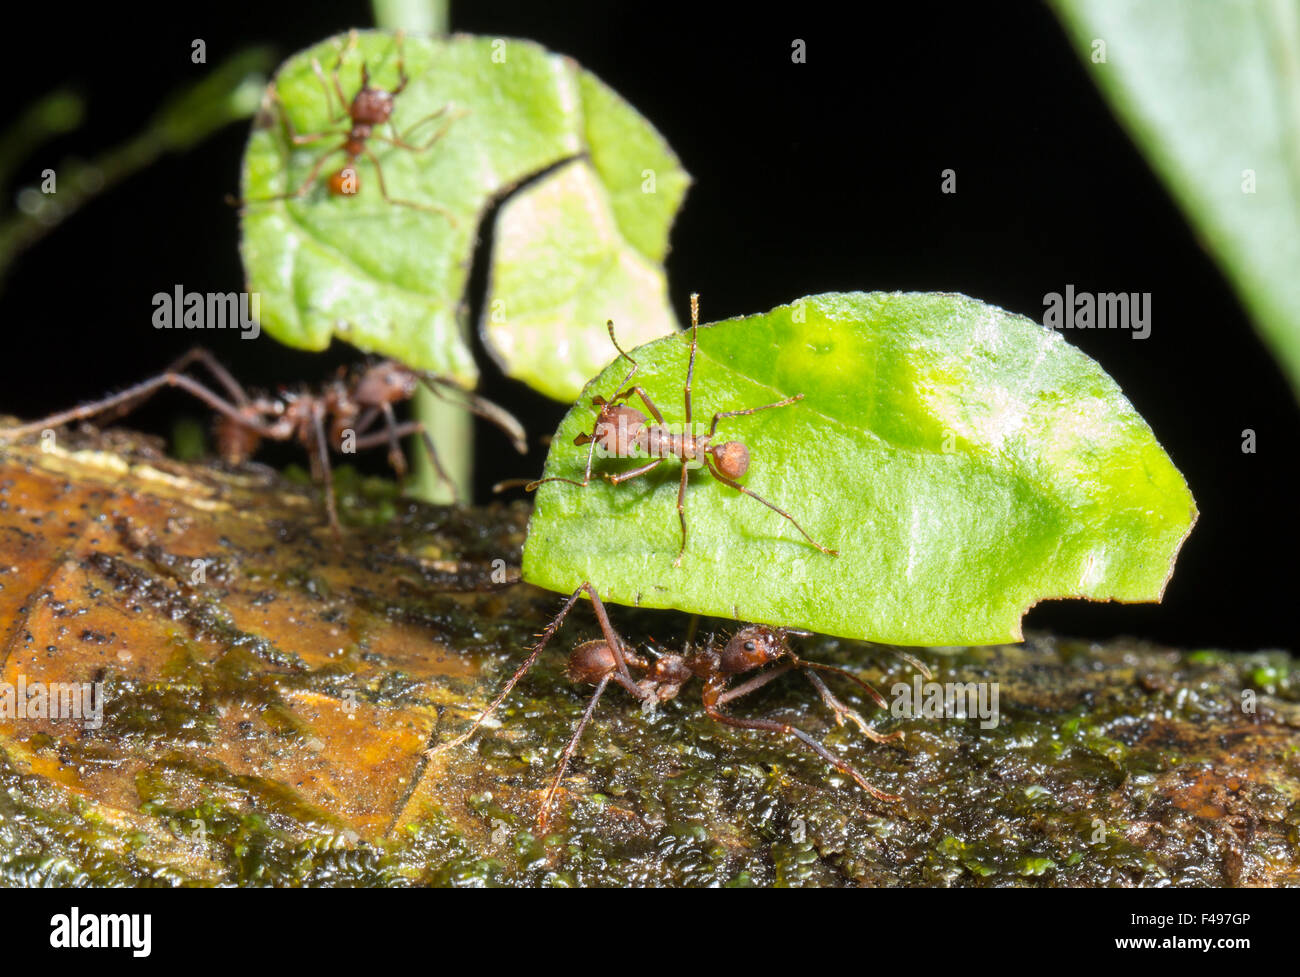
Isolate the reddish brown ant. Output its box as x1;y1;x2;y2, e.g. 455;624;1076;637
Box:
527;294;837;566
238;30;460;223
430;582;924;832
0;347;526;533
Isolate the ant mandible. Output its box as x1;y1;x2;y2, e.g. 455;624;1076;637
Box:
240;30;460;223
527;294;838;566
429;582;925;832
0;348;526;534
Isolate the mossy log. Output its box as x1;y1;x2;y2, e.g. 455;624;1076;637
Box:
0;425;1296;886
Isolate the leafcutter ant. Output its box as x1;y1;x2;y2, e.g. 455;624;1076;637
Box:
237;30;460;223
430;582;925;832
0;347;526;533
527;294;838;566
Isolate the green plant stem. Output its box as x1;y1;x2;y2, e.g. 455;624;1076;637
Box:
373;0;466;504
373;0;449;36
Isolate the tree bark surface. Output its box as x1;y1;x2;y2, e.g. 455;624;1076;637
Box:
0;427;1296;886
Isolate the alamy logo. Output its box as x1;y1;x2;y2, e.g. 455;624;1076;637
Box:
890;676;1000;729
50;907;151;957
0;675;105;729
151;285;261;339
1042;285;1151;339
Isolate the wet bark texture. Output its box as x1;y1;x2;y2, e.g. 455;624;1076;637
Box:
0;426;1296;886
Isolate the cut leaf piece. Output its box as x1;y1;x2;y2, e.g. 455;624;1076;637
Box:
239;31;687;394
482;159;683;401
522;292;1198;645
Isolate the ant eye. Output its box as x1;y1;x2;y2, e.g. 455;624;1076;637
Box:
744;641;755;652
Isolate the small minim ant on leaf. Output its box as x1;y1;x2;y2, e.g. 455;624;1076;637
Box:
428;582;926;832
528;293;838;566
233;29;462;224
0;347;526;535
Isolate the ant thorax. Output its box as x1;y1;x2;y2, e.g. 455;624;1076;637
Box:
351;87;395;126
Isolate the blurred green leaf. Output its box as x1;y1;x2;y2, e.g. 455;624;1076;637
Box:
1051;0;1300;399
0;48;272;285
240;31;688;396
522;293;1197;645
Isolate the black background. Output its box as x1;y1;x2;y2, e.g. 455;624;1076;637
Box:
1;1;1295;651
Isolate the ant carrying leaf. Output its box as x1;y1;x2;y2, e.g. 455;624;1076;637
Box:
429;582;927;832
233;29;461;222
522;292;1197;646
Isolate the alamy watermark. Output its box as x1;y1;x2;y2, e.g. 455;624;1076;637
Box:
1043;285;1150;339
890;675;1000;729
152;285;261;339
0;674;105;730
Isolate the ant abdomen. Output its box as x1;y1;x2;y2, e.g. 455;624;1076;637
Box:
328;167;360;196
214;414;262;465
567;639;618;685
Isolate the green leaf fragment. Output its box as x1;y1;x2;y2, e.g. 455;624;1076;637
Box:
522;292;1197;645
240;31;687;395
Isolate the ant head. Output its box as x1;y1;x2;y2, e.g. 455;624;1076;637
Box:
577;403;645;456
709;441;750;479
718;625;790;675
354;362;417;404
567;639;618;686
352;84;395;125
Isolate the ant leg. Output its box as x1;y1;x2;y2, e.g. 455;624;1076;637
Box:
329;30;359;109
606;386;666;425
604;319;640;394
362;146;458;226
702;684;899;802
237;143;342;208
378;402;409;477
703;456;838;557
307;59;348;123
537;673;611;834
707;393;804;439
309;402;343;537
166;348;252;407
412;424;460;504
799;667;901;744
891;649;933;681
606;458;663;486
527;430;662;492
793;658;889;710
525;439;597;490
684;292;699;426
348;405;383;442
350;419;460;503
0;372;281;443
271;89;346;145
97;347;253;425
382;107;456;151
426;582;633;756
389;29;409;96
714;662;796;706
413;373;527;453
672;462;689;567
